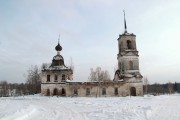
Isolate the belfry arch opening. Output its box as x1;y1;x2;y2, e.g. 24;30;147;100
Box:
130;87;136;96
127;40;132;49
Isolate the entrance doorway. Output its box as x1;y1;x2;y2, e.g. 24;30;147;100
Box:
62;88;66;96
53;88;58;96
130;87;136;96
47;89;50;96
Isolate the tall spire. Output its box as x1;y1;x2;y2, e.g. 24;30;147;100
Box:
123;10;127;33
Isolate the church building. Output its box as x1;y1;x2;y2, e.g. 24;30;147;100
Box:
41;12;143;97
41;37;73;96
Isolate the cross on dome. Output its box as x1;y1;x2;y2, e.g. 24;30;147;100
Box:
55;34;62;51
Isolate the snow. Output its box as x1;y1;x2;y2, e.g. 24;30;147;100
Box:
0;94;180;120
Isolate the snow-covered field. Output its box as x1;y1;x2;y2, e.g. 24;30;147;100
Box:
0;94;180;120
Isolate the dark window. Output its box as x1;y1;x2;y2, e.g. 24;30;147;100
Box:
127;40;132;49
86;88;90;95
62;74;66;82
114;87;118;95
102;88;106;95
74;89;78;95
54;74;58;82
47;75;50;82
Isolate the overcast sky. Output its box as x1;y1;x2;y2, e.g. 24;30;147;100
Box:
0;0;180;84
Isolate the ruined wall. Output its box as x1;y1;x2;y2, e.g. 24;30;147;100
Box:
41;81;143;97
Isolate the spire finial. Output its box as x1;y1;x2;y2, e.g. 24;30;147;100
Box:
55;34;62;52
123;10;127;33
58;34;60;43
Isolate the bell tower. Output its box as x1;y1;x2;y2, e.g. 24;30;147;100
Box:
114;11;142;81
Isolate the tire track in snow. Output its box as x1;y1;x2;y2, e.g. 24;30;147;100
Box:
1;105;37;120
30;97;89;120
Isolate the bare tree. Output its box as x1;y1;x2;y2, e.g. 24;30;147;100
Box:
41;63;50;70
69;57;74;72
168;81;174;94
0;81;8;97
26;65;41;94
88;67;111;97
88;68;96;82
88;67;111;82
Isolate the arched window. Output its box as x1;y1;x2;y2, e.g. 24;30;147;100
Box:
127;40;132;49
129;61;133;70
74;89;78;96
62;74;66;82
102;88;106;95
47;75;50;82
62;88;66;96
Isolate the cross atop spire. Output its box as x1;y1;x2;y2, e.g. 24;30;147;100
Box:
58;34;60;43
55;34;62;53
123;10;127;33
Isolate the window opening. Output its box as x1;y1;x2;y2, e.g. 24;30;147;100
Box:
47;75;50;82
54;74;58;82
62;74;66;82
114;87;118;95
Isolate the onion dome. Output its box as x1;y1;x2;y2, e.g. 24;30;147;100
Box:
55;42;62;51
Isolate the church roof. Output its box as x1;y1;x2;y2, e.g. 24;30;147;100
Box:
42;36;72;71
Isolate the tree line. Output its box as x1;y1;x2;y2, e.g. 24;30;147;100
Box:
143;82;180;95
0;65;41;97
